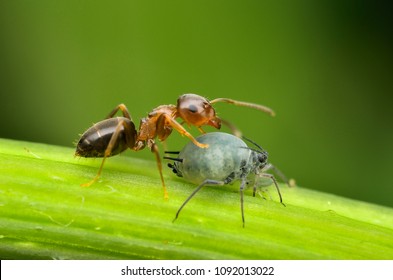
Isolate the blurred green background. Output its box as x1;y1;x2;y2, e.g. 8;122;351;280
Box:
1;1;392;207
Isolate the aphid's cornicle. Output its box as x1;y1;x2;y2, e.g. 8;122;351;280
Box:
75;94;275;199
165;132;286;227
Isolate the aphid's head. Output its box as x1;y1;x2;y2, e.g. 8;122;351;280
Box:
256;151;268;168
246;149;269;172
241;136;269;170
177;94;221;129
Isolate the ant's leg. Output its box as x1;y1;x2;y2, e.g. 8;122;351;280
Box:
180;120;205;135
81;119;132;187
155;113;173;144
197;127;206;134
81;158;108;187
159;114;209;148
106;104;133;120
174;179;225;222
148;140;169;199
210;98;276;117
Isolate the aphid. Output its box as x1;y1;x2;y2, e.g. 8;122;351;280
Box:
75;94;275;199
165;132;286;227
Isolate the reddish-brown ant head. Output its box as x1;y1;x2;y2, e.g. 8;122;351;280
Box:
177;94;221;129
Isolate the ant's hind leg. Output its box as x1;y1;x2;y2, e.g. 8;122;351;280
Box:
81;119;134;187
106;104;133;120
81;158;108;187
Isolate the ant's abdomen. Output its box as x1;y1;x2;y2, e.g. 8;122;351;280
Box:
75;117;131;157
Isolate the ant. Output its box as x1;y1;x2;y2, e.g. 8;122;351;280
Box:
75;93;275;199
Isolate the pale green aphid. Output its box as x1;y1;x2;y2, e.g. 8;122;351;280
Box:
166;132;285;227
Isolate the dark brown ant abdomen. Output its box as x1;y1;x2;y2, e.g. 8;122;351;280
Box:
76;117;136;158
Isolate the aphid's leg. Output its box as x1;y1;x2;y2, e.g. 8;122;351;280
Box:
261;173;286;207
239;178;247;228
174;179;225;222
81;119;133;187
159;114;209;148
252;175;271;199
220;119;243;138
255;188;272;201
263;163;293;188
105;103;133;120
148;139;169;199
209;98;276;117
253;178;257;197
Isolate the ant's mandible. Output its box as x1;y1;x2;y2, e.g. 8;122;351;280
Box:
75;93;275;199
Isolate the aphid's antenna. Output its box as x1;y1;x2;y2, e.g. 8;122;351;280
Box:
241;136;265;152
163;156;183;162
240;146;267;155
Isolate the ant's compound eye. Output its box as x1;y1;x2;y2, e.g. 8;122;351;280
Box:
176;93;220;128
188;104;198;113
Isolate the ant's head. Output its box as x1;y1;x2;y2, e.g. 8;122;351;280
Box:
176;94;221;129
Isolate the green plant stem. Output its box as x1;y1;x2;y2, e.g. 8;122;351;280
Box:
0;138;392;259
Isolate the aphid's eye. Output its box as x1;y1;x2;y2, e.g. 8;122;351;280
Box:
258;153;267;163
188;104;198;113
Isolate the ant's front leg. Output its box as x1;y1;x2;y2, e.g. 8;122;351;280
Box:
157;114;209;148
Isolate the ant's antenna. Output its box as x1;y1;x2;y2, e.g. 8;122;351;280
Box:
209;98;275;117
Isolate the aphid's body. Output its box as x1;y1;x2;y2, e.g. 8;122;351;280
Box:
166;132;285;227
76;94;275;199
171;132;254;185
